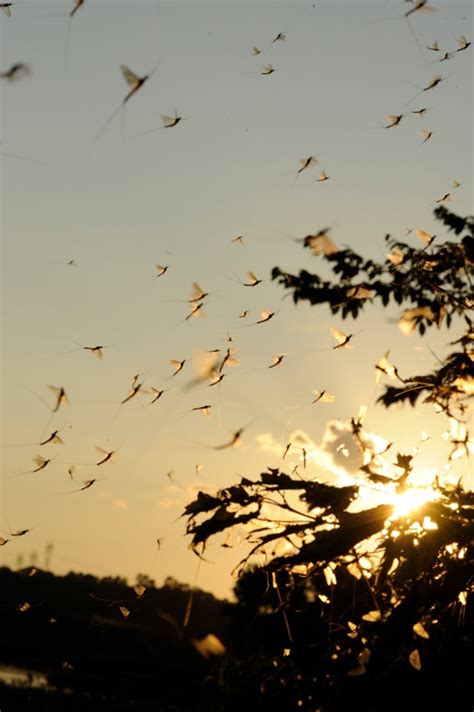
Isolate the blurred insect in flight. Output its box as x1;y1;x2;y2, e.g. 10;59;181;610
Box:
170;359;186;377
189;282;208;303
415;229;435;246
330;328;354;350
405;1;437;18
214;428;245;450
238;271;262;287
312;390;335;404
269;354;287;369
411;108;429;117
406;75;444;105
456;35;471;51
385;114;404;128
31;455;54;473
40;429;65;446
437;52;453;62
95;447;116;466
0;4;13;17
141;110;184;136
155;264;169;278
121;380;143;404
94;63;158;140
0;63;31;80
49;386;69;412
73;343;108;360
149;388;165;405
316;169;330;182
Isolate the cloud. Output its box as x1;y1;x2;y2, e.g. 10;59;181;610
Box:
256;418;390;486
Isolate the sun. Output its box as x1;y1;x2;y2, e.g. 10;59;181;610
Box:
389;486;439;518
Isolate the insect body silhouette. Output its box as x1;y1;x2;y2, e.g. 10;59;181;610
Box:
94;63;158;141
0;63;30;80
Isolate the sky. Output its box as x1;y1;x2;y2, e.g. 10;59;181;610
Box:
1;0;472;599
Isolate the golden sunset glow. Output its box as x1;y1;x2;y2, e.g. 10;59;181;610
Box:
389;486;439;519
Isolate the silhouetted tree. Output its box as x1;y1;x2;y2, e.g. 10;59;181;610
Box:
183;207;473;711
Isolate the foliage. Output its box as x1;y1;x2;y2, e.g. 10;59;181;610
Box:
183;208;474;709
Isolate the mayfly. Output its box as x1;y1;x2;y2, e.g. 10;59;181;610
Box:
182;302;206;323
140;110;184;136
405;75;444;106
405;1;437;18
316;169;330;182
243;310;276;327
160;111;183;128
289;156;317;186
297;156;318;174
330;327;354;350
74;479;96;492
420;129;433;144
385;114;404;128
241;271;262;286
269;354;287;369
272;32;286;43
415;229;435;246
95;446;116;466
426;41;439;51
219;347;239;373
40;428;65;446
232;235;244;245
155;264;169;278
73;343;108;360
261;64;276;75
189;282;208;303
64;0;86;65
251;46;262;56
121;383;143;405
300;228;338;256
411;108;429;117
170;359;186;377
0;3;13;17
0;63;30;80
70;0;85;17
49;385;69;412
312;389;335;404
214;428;245;450
457;35;471;52
437;52;454;62
208;371;226;387
31;455;54;473
94;62;159;141
435;193;452;204
10;529;31;537
149;387;164;405
191;404;212;416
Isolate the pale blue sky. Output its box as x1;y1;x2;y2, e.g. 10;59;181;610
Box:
1;0;472;597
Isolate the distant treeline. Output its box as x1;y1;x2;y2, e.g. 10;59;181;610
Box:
0;566;230;710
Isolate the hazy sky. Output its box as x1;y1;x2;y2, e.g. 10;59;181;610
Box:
1;0;472;598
